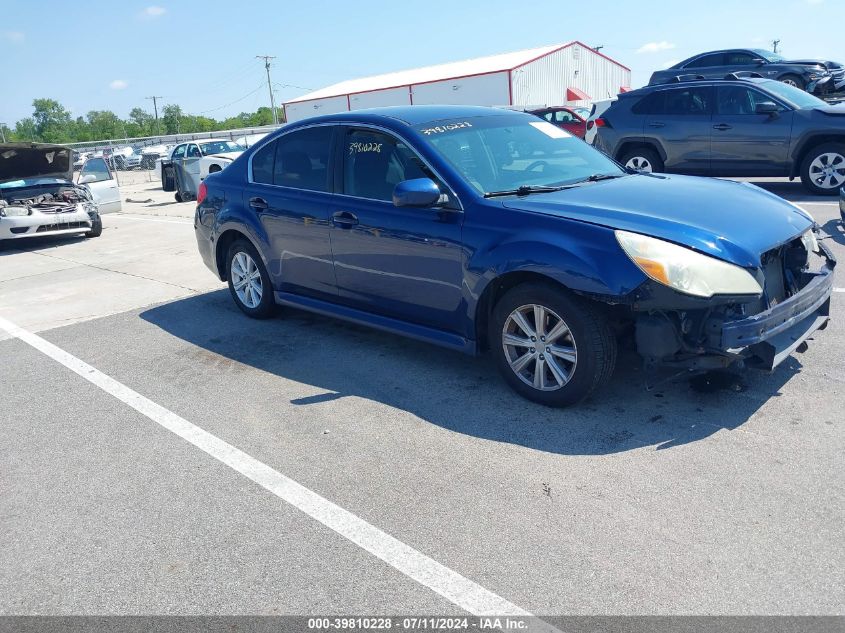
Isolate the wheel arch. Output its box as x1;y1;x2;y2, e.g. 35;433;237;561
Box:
214;227;263;281
615;139;667;164
791;134;845;177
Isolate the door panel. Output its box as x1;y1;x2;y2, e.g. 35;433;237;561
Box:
245;127;338;301
79;157;122;213
644;87;713;173
710;86;794;175
330;127;464;332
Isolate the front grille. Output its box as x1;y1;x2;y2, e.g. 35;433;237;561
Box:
36;221;88;233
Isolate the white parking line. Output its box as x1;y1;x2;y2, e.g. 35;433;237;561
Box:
0;315;550;624
109;214;193;225
835;288;845;293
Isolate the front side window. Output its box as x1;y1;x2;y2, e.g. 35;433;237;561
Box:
172;144;186;158
663;87;712;115
187;144;201;158
199;140;244;155
554;110;576;123
80;157;112;183
342;129;429;202
414;115;623;195
685;53;725;69
717;86;783;115
726;52;757;65
272;126;333;192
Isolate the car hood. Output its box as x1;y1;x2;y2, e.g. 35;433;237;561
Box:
0;143;73;184
204;151;242;160
500;174;812;268
786;58;841;70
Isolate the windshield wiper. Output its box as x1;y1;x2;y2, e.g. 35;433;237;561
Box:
483;185;566;198
582;172;625;182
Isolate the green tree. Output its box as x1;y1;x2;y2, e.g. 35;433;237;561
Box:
31;98;73;142
161;104;183;135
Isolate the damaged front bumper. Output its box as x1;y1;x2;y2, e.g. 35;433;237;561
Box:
720;241;835;370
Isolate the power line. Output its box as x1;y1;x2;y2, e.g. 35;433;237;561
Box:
195;83;267;115
257;55;279;125
145;96;163;135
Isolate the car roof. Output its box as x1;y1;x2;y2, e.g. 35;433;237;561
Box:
623;77;774;97
291;105;525;128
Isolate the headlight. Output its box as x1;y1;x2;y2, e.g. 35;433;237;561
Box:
801;229;819;254
0;205;30;217
615;230;763;298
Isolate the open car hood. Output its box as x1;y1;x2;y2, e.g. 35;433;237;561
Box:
0;143;73;185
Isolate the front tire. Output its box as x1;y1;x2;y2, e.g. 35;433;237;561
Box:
226;239;275;319
619;147;664;173
800;142;845;195
779;74;805;90
490;283;617;407
85;216;102;238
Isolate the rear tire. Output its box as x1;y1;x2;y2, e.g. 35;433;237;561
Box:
800;142;845;195
489;282;617;407
619;147;664;173
226;239;275;319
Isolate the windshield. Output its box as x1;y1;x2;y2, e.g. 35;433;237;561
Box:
760;80;826;108
199;140;244;155
752;49;785;63
0;177;68;189
414;115;623;195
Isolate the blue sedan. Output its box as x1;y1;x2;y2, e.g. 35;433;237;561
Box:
194;106;834;406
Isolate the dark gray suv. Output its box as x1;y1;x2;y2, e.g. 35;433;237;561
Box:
648;49;835;94
594;77;845;195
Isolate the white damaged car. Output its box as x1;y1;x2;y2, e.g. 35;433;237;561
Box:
0;143;121;244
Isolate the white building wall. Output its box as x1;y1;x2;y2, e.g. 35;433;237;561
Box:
284;95;349;123
349;87;411;110
410;72;510;106
511;44;631;108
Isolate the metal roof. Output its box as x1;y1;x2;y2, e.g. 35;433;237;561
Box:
286;43;577;104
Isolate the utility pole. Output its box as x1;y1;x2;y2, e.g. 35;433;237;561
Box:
145;96;162;136
257;55;278;125
772;39;780;54
0;123;6;143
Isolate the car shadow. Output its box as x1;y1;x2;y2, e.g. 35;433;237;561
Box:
0;234;87;253
821;218;845;246
140;290;801;456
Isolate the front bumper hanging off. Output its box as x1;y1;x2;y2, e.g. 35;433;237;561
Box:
720;241;836;370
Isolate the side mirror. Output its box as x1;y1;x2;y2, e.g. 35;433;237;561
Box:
753;58;767;66
393;178;441;208
755;101;779;115
79;174;97;184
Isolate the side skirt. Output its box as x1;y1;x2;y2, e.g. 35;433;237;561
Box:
274;291;477;355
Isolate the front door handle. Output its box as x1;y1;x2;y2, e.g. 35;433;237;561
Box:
249;196;268;210
713;123;733;131
648;121;666;128
331;211;359;228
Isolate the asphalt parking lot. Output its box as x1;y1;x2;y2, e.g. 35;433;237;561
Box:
1;173;843;618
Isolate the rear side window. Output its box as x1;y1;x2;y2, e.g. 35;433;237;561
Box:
632;92;666;115
251;141;275;184
663;87;712;115
685;53;725;69
272;126;333;192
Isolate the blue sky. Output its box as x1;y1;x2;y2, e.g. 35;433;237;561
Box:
1;0;842;125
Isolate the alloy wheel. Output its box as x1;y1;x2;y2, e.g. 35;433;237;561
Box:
808;152;845;190
231;251;263;309
502;304;578;392
781;78;799;87
625;156;653;172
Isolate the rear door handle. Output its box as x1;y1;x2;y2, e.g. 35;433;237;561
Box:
648;121;666;128
713;124;733;131
331;211;359;228
249;196;268;210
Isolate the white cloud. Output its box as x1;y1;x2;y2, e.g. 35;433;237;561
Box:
2;31;25;43
636;41;676;54
109;79;129;90
141;5;166;18
805;0;824;4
